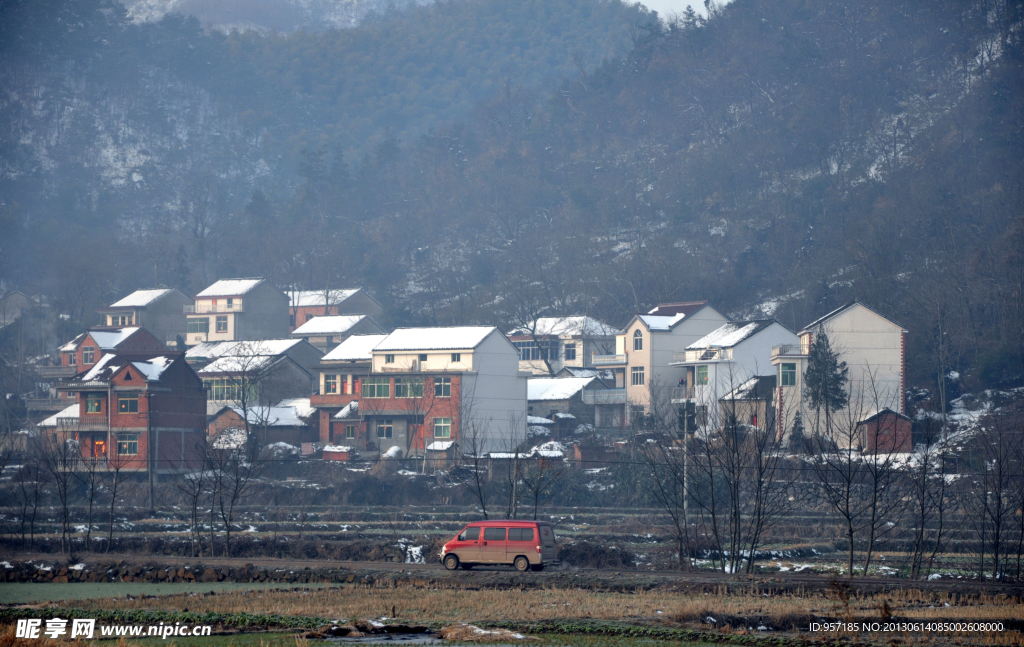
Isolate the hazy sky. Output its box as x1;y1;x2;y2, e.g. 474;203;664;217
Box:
636;0;719;19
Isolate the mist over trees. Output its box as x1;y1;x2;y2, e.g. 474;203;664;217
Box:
2;0;1023;391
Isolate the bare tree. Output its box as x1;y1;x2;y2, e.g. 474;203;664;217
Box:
39;425;80;556
75;445;103;551
456;383;491;519
500;413;527;519
104;447;133;554
211;432;264;558
520;452;565;520
14;450;46;548
175;436;212;558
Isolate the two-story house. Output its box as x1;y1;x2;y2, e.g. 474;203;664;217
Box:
770;301;908;445
46;352;206;473
184;339;323;408
310;334;387;445
291;314;387;352
97;289;194;348
186;279;289;346
593;302;728;422
57;327;167;378
507;316;619;376
288;288;383;331
526;376;616;437
670;319;798;431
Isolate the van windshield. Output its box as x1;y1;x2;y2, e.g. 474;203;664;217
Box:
458;527;480;541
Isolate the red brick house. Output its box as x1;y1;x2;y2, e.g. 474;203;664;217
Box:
288;288;383;332
857;408;913;454
50;352;207;472
59;327;166;371
310;334;386;446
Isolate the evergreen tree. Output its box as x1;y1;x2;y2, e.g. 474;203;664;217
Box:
789;411;806;452
803;329;850;418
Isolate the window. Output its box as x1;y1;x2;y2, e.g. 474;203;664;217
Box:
434;376;451;397
410;414;425;425
434;417;451;438
86;394;102;413
203;378;256;402
696;365;708;385
216;316;228;333
324;374;338;394
395;377;424;398
780;363;797;387
306;314;314;322
564;343;576;361
187;318;209;334
345;424;356;439
362;377;390;398
226;298;234;309
513;340;559;361
508;528;534;541
117;433;138;455
458;527;480;541
483;527;506;541
451;353;461;363
289;314;296;327
376;419;393;438
631;366;645;386
385;354;395;364
67;353;76;366
633;329;643;351
118;395;139;413
83;346;95;364
418;353;428;362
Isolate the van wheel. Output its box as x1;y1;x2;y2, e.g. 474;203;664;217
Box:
530;564;544;572
513;556;530;572
443;554;460;571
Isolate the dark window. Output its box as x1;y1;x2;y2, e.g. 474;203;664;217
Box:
345;424;356;439
118;395;139;413
434;376;451;397
564;343;576;360
540;526;555;540
83;346;95;364
418;353;428;362
509;528;535;541
289;314;296;327
633;329;643;351
459;527;480;541
187;318;209;334
216;315;228;333
451;353;461;362
483;527;506;541
86;394;102;413
780;363;797;387
376;420;393;438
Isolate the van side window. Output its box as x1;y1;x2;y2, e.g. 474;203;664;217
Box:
483;527;506;541
541;526;554;540
459;527;480;541
509;528;534;541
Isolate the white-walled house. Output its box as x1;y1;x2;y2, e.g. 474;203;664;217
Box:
670;319;798;430
507;316;619;376
771;301;907;444
186;279;289;345
97;288;194;348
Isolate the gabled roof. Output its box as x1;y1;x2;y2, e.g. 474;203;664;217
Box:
686;320;782;350
637;314;687;331
197;354;280;375
721;375;777;401
225;405;309;427
374;326;498;352
322;334;388;361
107;288;174;308
555;367;614;380
292;314;370;336
647;301;709;317
528;377;596;401
60;327;145;352
288;289;364;308
196;278;265;297
858;407;913;424
334;401;359;419
38;404;80;428
509;316;619;338
185;339;302;360
71;353;178;383
800;301;907;334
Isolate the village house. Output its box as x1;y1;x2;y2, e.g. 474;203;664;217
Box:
770;301;908;444
856;408;913;454
717;375;777;433
670;319;798;431
207;398;318;448
594;301;728;423
526;376;616;438
45;352;206;473
290;314;387;352
56;327;168;380
97;288;194;348
288;288;383;331
310;334;387;445
507;316;619;376
185;278;289;346
186;339;323;408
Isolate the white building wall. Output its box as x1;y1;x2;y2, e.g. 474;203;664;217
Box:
461;332;528;454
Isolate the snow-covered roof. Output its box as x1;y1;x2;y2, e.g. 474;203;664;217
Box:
530;440;566;458
69;327;142;350
323;445;353;453
426;440;455;451
528;415;555;425
488;452;530;459
686;320;778;350
108;288;173;308
374;326;497;352
227;405;308;427
288;289;360;307
646;301;708;317
80;354;119;381
60;333;86;352
528;377;595;401
198;355;277;375
553;412;576;419
38;404;79;427
800;301;907;334
382;445;402;458
858;408;912;424
186;339;302;360
276;397;315;419
322;334;388;361
196;279;264;297
721;375;777;401
129;356;175;381
293;314;367;336
556;367;614;380
637;314;687;331
509;316;618;338
334;401;359;419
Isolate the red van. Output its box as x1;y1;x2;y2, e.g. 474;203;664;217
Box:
440;520;558;572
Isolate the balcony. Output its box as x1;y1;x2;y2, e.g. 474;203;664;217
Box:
771;344;807;358
37;366;76;379
25;398;75;413
673;348;733;363
591;354;626;366
582;389;627;405
671;386;697;401
185;303;243;314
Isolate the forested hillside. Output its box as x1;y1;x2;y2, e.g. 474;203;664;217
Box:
2;0;1023;392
